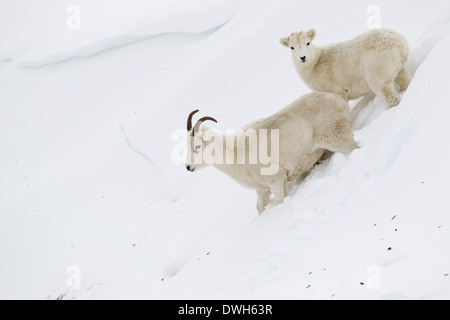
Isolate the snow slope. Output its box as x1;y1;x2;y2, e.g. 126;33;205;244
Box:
0;0;247;66
0;0;450;299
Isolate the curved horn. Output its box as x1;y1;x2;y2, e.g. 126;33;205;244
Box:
187;109;199;131
193;116;218;135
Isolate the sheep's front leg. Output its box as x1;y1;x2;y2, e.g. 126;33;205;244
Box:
256;190;271;214
271;180;288;205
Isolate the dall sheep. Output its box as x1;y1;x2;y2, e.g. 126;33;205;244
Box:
185;92;358;214
280;28;412;109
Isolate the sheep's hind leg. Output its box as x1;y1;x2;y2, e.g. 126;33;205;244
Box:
318;119;359;155
395;67;412;92
256;190;271;214
368;80;401;109
382;81;402;108
365;55;403;108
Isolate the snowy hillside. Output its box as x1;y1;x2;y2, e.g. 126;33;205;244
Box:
1;0;450;299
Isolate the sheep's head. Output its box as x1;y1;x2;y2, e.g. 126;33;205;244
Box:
280;29;317;65
185;109;218;172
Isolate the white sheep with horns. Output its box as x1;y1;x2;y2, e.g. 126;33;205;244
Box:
185;92;358;214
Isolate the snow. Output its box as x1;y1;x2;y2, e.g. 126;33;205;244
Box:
0;0;246;66
1;0;450;300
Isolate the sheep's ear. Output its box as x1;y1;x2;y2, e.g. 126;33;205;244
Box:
279;37;290;48
307;29;316;41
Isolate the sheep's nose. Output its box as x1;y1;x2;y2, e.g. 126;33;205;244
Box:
186;165;192;172
300;56;306;61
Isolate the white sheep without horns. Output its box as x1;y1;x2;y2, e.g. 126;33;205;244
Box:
280;28;412;109
185;92;358;214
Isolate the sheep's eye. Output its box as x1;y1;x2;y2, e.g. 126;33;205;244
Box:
290;47;294;50
307;42;310;46
194;145;201;150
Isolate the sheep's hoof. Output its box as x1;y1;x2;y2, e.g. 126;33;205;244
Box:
388;97;401;108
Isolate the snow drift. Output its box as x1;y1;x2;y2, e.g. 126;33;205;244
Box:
0;0;248;66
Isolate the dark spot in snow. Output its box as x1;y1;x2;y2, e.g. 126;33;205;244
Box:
387;247;392;251
306;285;311;289
360;282;365;286
207;252;211;256
391;215;397;221
308;272;313;275
444;274;449;277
